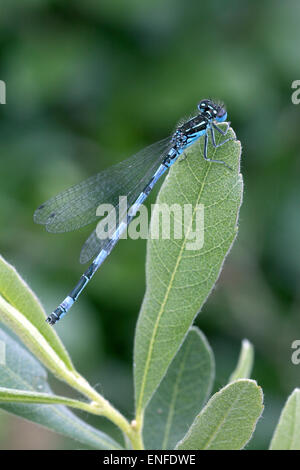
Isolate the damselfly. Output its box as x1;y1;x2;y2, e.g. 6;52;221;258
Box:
34;99;233;325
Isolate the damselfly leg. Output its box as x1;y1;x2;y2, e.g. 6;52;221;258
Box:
201;124;234;170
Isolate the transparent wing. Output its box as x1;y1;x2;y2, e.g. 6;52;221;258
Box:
80;137;174;263
80;229;102;264
34;137;171;234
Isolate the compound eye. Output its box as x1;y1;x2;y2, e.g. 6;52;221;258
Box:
197;100;206;111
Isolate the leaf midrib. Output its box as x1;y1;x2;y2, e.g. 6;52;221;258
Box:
136;160;212;417
161;338;192;449
201;386;245;449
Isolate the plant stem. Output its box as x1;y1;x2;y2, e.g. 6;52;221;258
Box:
68;371;144;449
128;423;144;450
130;413;145;450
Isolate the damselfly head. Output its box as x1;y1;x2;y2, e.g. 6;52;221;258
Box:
197;99;227;123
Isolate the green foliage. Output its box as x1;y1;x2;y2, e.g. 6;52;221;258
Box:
0;0;299;449
0;329;122;450
270;389;300;450
134;127;243;417
0;129;284;451
0;256;135;449
143;327;215;450
176;380;264;450
0;254;74;371
229;339;254;382
0;130;273;451
0;261;84;387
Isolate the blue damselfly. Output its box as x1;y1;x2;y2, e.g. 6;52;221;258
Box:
34;99;232;325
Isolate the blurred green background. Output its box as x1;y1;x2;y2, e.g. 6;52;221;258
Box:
0;0;300;450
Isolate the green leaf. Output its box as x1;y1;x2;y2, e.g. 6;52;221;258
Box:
0;328;122;450
134;127;243;416
0;387;92;409
229;339;254;382
176;379;263;450
269;388;300;450
0;254;75;373
143;327;214;450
